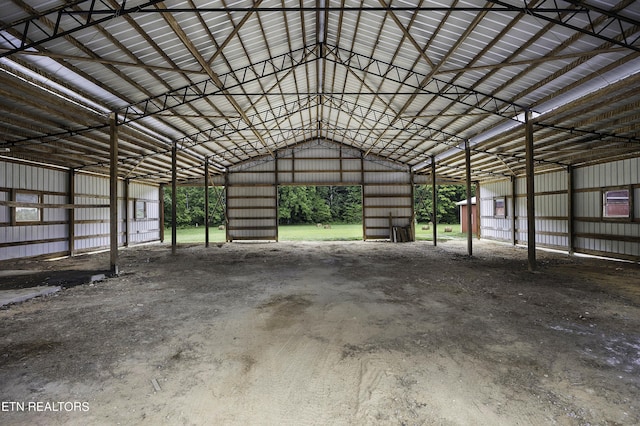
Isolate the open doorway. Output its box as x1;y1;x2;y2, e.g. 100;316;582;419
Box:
277;185;362;241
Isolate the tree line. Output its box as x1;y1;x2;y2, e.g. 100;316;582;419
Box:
163;185;472;227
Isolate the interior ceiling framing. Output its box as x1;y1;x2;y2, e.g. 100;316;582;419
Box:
0;0;639;184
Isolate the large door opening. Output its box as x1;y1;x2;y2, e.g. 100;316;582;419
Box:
277;185;363;241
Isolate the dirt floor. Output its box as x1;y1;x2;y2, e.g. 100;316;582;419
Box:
0;239;639;425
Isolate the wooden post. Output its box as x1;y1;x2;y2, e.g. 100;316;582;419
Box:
68;168;75;256
431;156;437;246
525;110;536;271
465;140;473;257
567;165;574;255
511;175;517;246
204;158;210;248
124;178;130;247
171;144;177;255
109;113;119;275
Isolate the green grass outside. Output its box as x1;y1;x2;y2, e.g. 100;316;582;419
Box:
165;222;467;243
415;223;467;241
164;226;226;244
279;223;362;241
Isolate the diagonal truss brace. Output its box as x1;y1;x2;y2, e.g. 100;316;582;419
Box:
0;0;164;59
324;44;527;120
487;0;640;52
2;1;638;61
120;44;318;124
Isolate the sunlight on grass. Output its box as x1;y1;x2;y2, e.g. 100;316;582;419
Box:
164;226;226;244
279;223;362;241
415;223;466;241
166;223;468;243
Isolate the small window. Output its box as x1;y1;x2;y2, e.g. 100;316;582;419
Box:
135;199;147;220
15;192;41;223
603;189;630;219
494;197;506;218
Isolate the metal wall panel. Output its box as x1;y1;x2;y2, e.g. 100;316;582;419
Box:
481;158;639;260
74;172;112;251
225;140;412;241
127;182;161;244
226;184;278;241
572;158;640;259
0;161;70;260
363;158;412;240
0;160;161;260
480;180;513;242
0;190;8;223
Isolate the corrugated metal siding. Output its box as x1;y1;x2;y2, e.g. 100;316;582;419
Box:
0;190;9;224
226;185;278;241
277;141;363;186
227;157;278;241
480;158;639;260
0;160;161;260
0;161;69;260
485;171;570;249
480;179;513;241
362;158;412;240
573;157;640;259
74;173;113;252
225;140;413;241
127;182;161;245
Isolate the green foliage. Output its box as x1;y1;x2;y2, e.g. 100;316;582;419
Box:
164;184;471;228
164;186;225;228
278;186;360;224
414;184;475;224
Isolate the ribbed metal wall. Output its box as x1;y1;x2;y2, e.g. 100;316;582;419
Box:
227;159;278;241
127;181;161;245
74;173;112;252
362;160;413;240
480;158;639;261
480;179;513;242
573;158;640;260
0;161;69;260
0;159;160;261
224;140;412;241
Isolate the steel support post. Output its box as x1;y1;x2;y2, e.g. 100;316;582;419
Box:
465;141;473;256
109;113;119;275
431;157;437;247
205;159;210;248
525;111;536;271
171;144;177;255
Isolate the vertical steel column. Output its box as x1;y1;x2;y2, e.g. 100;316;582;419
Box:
525;110;536;271
431;156;437;246
109;113;119;275
204;158;210;248
171;144;177;255
224;172;230;242
567;165;574;255
274;152;279;242
465;140;473;256
475;181;481;239
124;178;130;247
68;168;75;257
159;184;165;243
511;175;517;246
410;170;415;241
361;153;366;241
